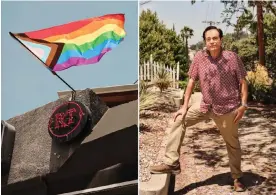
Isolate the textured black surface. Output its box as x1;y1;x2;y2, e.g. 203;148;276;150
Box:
48;101;89;143
88;90;108;127
3;92;138;195
2;125;138;195
2;176;47;195
50;89;108;173
46;125;138;195
1;121;16;185
6;97;69;184
6;89;108;184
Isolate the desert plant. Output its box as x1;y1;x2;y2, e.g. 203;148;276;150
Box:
247;63;273;103
139;80;157;112
139;90;157;112
154;68;172;93
139;80;150;95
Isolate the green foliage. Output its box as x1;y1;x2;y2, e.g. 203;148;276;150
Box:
140;91;157;112
230;36;258;71
224;14;276;104
139;9;193;80
222;33;235;50
180;26;194;65
140;10;182;66
264;14;276;79
235;10;257;35
179;80;188;90
190;41;204;51
179;78;201;93
154;68;171;93
247;64;275;104
222;13;276;79
139;80;150;95
139;80;158;111
220;1;276;27
179;76;190;90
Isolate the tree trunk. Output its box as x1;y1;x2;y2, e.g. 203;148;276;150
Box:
185;37;189;61
256;1;265;65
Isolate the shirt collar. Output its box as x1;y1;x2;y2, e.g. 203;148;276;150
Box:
203;47;224;59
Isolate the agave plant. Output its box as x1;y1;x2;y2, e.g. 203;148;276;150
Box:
139;90;157;112
154;68;172;93
139;80;150;95
139;80;157;112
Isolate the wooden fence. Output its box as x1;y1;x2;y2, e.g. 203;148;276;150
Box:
139;55;180;88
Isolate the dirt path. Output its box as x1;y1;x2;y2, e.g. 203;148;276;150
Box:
174;104;276;195
139;90;276;194
139;89;179;182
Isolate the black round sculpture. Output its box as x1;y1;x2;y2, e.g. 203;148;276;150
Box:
48;101;89;143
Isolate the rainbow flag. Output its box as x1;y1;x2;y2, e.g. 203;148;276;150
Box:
10;13;126;71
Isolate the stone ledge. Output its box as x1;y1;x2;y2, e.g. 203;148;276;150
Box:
139;173;171;195
171;89;185;109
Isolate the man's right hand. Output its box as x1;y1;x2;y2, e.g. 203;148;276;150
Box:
173;108;187;122
173;78;194;122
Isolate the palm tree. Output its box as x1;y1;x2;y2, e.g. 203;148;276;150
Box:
180;26;194;61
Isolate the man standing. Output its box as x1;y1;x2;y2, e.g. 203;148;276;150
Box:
150;26;248;192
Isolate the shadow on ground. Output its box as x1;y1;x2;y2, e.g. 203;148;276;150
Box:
149;103;176;113
139;123;152;133
174;172;267;195
181;104;276;170
174;103;276;194
247;103;276;120
183;126;227;167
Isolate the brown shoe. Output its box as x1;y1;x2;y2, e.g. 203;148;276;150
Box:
234;178;246;192
150;163;181;174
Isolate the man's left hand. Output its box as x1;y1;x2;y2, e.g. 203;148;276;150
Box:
233;106;247;124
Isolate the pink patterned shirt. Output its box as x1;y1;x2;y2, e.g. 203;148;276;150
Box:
188;49;247;115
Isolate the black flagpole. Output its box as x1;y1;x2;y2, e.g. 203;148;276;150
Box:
52;71;76;100
9;32;76;99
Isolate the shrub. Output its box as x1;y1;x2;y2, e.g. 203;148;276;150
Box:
154;68;172;93
179;80;188;90
139;91;157;112
139;84;157;112
246;63;273;103
139;80;150;95
139;80;157;112
179;78;201;93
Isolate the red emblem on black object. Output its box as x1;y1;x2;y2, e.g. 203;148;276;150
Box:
48;101;89;143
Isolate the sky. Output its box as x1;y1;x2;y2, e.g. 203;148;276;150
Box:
1;1;138;120
140;1;239;45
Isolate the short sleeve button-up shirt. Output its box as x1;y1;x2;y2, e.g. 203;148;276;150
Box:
188;49;247;115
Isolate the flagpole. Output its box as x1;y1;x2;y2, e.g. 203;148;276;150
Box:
9;32;76;98
52;71;76;100
51;71;76;92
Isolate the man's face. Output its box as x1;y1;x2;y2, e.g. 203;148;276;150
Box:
205;29;222;52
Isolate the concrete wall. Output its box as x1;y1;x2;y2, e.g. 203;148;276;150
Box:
6;89;108;184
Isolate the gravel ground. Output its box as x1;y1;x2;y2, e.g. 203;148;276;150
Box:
139;89;276;194
139;89;178;182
